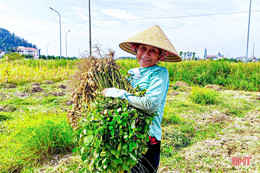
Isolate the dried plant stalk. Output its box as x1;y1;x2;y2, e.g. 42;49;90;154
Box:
67;50;134;127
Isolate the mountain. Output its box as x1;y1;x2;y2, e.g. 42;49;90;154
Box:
0;28;37;52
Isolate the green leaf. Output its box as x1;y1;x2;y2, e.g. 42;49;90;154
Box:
80;147;85;154
112;159;119;165
108;126;113;130
130;153;137;162
119;129;123;135
111;149;117;155
129;143;133;152
84;135;94;145
102;158;108;169
100;151;106;156
131;142;137;148
123;144;128;150
117;143;121;151
72;147;78;153
114;109;119;115
111;129;115;136
94;129;99;136
131;120;135;129
118;157;123;164
122;163;129;171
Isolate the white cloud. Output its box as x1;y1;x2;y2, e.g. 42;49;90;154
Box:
101;8;140;20
0;2;8;11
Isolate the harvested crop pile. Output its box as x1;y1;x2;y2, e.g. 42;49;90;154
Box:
67;52;155;172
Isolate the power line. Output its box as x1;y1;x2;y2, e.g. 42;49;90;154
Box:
93;10;260;21
28;9;260;36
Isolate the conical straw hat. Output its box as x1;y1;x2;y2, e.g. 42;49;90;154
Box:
119;25;182;62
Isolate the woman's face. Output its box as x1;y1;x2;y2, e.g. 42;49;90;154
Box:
136;44;160;68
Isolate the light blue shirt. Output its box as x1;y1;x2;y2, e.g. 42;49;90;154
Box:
105;65;169;140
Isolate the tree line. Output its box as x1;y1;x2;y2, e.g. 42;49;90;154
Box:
0;28;37;52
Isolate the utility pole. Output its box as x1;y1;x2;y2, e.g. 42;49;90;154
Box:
46;44;50;59
252;43;255;61
88;0;92;56
245;0;252;63
65;30;71;60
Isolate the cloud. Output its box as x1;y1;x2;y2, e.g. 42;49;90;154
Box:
101;8;140;20
0;2;8;11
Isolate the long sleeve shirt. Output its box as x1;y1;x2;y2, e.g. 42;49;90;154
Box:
105;64;169;140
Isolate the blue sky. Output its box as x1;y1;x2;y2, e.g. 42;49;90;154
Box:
0;0;260;59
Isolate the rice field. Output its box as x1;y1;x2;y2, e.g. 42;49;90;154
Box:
0;57;259;172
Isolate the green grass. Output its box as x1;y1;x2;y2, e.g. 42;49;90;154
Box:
2;58;78;69
0;111;76;172
1;58;259;91
116;59;260;91
0;80;76;172
0;58;259;172
190;86;219;105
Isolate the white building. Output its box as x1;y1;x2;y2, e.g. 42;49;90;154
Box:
17;46;39;59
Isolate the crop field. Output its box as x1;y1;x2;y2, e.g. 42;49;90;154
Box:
0;58;259;172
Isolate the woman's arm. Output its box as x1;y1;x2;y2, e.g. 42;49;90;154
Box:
103;68;169;114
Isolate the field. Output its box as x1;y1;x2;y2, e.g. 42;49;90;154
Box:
0;58;259;172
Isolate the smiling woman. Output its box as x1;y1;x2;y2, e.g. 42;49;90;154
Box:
102;25;182;173
136;44;161;68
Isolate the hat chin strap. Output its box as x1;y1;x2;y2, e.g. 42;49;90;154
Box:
157;51;170;62
130;43;138;54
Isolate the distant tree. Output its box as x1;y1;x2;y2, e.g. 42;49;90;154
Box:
0;28;37;52
179;51;183;57
183;52;187;61
192;52;196;60
48;55;55;60
3;52;24;61
39;55;46;60
22;54;33;59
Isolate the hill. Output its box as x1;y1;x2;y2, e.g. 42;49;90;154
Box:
0;28;37;52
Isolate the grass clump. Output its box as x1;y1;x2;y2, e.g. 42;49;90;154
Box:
0;111;75;172
3;52;25;61
190;86;219;105
162;127;192;157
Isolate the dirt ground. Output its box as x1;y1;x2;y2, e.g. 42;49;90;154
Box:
158;90;260;173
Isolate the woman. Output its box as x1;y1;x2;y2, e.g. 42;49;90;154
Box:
102;25;182;172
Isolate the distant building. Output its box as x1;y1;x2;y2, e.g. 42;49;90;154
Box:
204;48;225;60
204;48;207;60
17;46;39;59
236;56;245;62
0;50;5;58
206;55;219;60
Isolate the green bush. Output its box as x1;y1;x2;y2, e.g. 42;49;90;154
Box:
152;60;259;91
3;52;24;61
190;86;219;105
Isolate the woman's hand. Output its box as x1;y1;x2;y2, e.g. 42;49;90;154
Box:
102;88;108;96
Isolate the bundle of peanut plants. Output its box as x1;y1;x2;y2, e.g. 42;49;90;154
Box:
67;52;155;172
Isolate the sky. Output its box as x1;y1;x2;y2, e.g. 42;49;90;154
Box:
0;0;260;59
